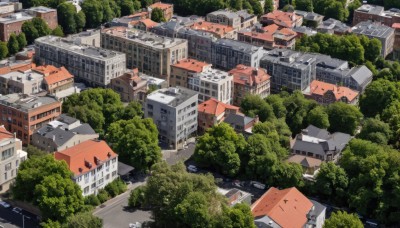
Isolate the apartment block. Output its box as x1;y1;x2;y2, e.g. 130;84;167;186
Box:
0;13;32;41
352;21;394;58
54;140;118;196
33;65;74;95
0;2;22;17
145;87;198;149
148;2;173;21
260;49;316;92
35;35;126;87
206;9;257;30
110;68;148;103
101;27;187;82
170;58;212;87
211;39;264;71
110;11;149;27
0;94;61;145
0;126;27;193
229;64;270;106
260;10;303;28
190;21;237;39
353;4;400;27
188;68;233;104
67;29;101;47
32;114;98;152
25;6;58;29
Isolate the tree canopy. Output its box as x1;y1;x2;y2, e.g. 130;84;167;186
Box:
324;211;363;228
57;2;85;34
326;102;362;135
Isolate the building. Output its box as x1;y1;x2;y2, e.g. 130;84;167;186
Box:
206;9;257;30
110;69;148;103
353;4;400;27
0;2;22;17
34;65;74;95
140;74;168;89
229;64;270;106
35;35;126;87
303;80;359;105
293;26;317;38
352;21;395;58
145;87;198;149
110;11;149;27
54;139;118;196
148;2;173;21
252;187;326;228
130;19;159;32
393;23;400;59
25;6;58;29
260;49;316;92
260;10;303;28
238;24;297;50
294;10;324;28
217;187;252;207
211;39;264;71
223;113;258;135
197;98;240;133
0;94;61;145
67;29;101;47
0;13;32;41
0;69;44;95
151;16;203;37
101;27;187;82
32;114;98;152
188;68;233;104
291;125;351;163
0;126;27;193
170;58;212;87
286;154;322;176
190;21;237;39
0;59;33;75
317;18;352;35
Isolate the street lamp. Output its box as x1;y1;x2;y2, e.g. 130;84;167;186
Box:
22;214;25;228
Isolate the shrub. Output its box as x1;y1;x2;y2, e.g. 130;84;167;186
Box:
97;189;110;203
128;185;146;208
105;178;127;197
84;194;100;206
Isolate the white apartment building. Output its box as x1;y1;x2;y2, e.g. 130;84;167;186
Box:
0;126;27;193
188;68;233;104
54;139;118;196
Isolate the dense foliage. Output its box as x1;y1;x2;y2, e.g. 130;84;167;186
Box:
324;211;364;228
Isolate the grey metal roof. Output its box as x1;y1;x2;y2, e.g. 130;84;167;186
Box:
254;215;280;228
352;21;394;39
118;161;134;175
224;113;254;127
305;125;330;139
213;39;263;54
57;114;79;125
348;65;373;86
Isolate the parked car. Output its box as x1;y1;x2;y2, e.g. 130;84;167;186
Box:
12;207;22;214
129;222;142;228
250;181;266;190
187;165;198;173
233;180;242;187
0;201;10;208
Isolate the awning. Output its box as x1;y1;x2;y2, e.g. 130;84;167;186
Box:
118;162;134;176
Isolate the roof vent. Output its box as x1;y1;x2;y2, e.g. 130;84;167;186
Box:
78;167;83;173
107;152;112;157
84;160;92;168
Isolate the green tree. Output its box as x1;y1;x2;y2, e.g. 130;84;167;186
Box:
81;0;103;28
128;185;146;208
64;212;103;228
266;94;287;118
120;0;134;16
294;0;312;11
325;2;347;22
57;2;78;34
75;11;86;32
241;94;275;122
220;203;256;228
26;145;47;158
243;1;254;14
274;162;304;188
7;33;19;55
306;106;330;129
347;0;361;24
16;33;27;51
249;0;263;15
231;0;243;10
151;7;166;22
365;38;382;62
252;119;291;148
32;17;51;37
283;91;316;134
358;118;392;145
0;41;8;59
194;123;246;176
324;211;363;228
119;101;143;119
326;102;362;135
22;21;38;44
106;117;161;172
314;162;348;205
52;26;64;37
102;0;115;23
264;0;274;13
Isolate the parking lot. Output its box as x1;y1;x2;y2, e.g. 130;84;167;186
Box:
0;201;39;228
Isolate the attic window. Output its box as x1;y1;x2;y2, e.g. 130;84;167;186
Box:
107;152;112;158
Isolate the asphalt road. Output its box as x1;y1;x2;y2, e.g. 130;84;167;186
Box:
165;142;195;165
0;206;39;228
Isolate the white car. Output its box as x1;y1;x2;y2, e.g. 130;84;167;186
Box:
12;207;22;214
187;165;198;173
250;181;266;190
0;201;10;208
129;222;142;228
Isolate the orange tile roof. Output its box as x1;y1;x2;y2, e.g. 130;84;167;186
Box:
393;23;400;29
198;98;239;116
33;65;73;86
261;10;299;28
190;21;235;37
172;59;212;73
229;64;270;86
251;187;313;228
54;140;117;176
309;80;359;102
131;19;159;28
149;2;172;10
0;125;14;141
125;11;149;19
240;24;296;44
0;62;33;74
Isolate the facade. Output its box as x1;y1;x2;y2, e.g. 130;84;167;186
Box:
303;80;359;105
170;58;212;87
393;23;400;59
291;125;351;163
211;39;264;70
260;49;316;92
188;68;233;104
0;94;61;145
0;2;22;17
229;64;270;106
145;87;198;149
294;10;324;28
101;27;188;82
110;69;148;103
32;114;98;152
0;126;27;193
352;21;395;58
252;187;326;228
35;35;126;87
260;10;303;28
197;98;240;133
148;2;173;21
353;4;400;27
0;13;32;41
190;21;237;40
33;65;74;95
317;18;351;35
67;29;101;47
25;6;58;29
238;24;297;50
206;9;257;30
54;139;118;196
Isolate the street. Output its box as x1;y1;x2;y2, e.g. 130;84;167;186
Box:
0;206;39;228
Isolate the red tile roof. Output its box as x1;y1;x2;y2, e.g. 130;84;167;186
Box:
130;19;159;28
190;21;235;37
309;80;359;102
198;98;239;116
0;62;34;74
261;10;300;28
172;59;212;73
149;2;172;10
54;140;117;176
251;187;313;228
229;64;270;86
0;126;14;141
33;65;73;86
393;23;400;29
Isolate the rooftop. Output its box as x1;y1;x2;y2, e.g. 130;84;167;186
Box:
0;12;32;24
0;125;14;141
317;18;350;33
239;24;297;43
356;4;385;15
192;68;233;83
0;70;43;83
293;26;317;36
26;6;56;13
198;98;239;116
261;10;300;28
0;93;60;112
33;65;74;85
190;21;235;37
228;64;270;86
171;58;211;73
130;18;159;28
147;87;197;107
261;48;317;70
224;112;254;128
287;154;322;168
294;10;324;21
213;38;263;54
148;2;172;10
306;80;359;102
207;9;254;20
352;21;394;38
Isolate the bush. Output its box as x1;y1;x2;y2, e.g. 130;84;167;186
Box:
97;189;110;203
84;194;100;206
104;178;127;197
128;185;146;208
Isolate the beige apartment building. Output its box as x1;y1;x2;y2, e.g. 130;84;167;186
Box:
101;27;188;82
170;59;212;87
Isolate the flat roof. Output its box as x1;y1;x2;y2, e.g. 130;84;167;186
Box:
0;12;32;24
0;93;59;112
147;87;197;107
352;21;394;38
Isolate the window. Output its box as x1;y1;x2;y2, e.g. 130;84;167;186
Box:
4;172;7;180
5;163;11;171
1;148;14;160
84;186;89;194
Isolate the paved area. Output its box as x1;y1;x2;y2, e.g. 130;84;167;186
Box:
0;206;38;228
165;142;195;165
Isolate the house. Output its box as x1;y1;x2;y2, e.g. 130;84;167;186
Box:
217;187;252;207
317;18;351;35
206;9;257;30
54;139;118;196
293;26;317;38
223;112;258;135
130;18;159;31
170;58;212;87
252;187;326;228
294;10;324;28
33;65;74;95
110;69;148;103
286;154;322;176
110;11;149;27
291;125;351;163
197;98;240;133
31;114;98;152
260;10;303;28
228;64;270;106
393;23;400;60
0;126;27;193
190;21;237;40
148;2;173;21
303;80;360;105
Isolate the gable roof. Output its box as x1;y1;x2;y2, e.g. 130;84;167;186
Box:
229;64;270;86
305;124;330;139
190;21;235;37
251;187;313;228
33;65;73;85
261;10;300;28
54;140;117;176
0;125;14;141
172;59;212;73
224;112;254;127
309;80;359;102
198;98;240;116
286;154;322;168
149;2;172;10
